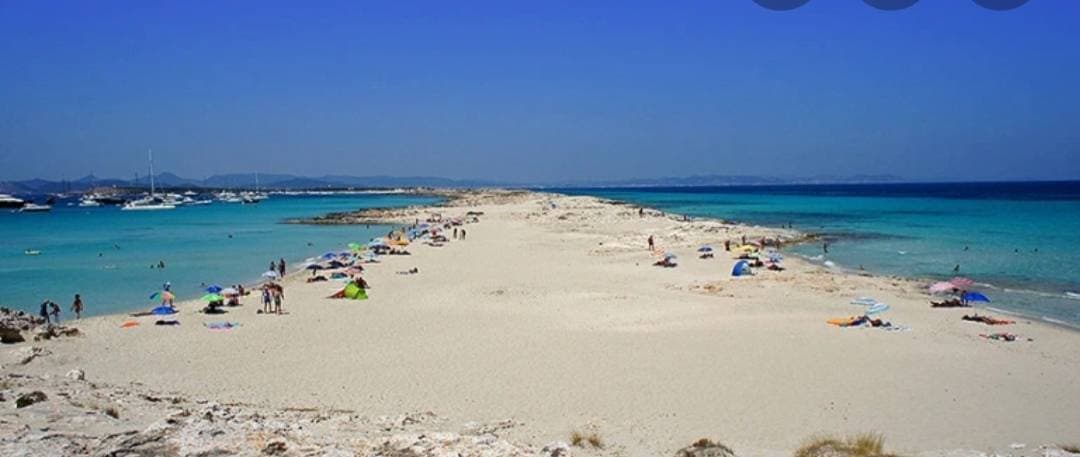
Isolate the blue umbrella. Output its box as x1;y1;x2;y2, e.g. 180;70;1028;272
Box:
321;252;336;260
205;285;223;293
697;245;713;253
732;260;751;277
963;291;990;303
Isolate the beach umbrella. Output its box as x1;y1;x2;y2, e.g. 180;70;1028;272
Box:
865;303;890;315
962;291;990;303
949;277;975;287
261;270;280;279
929;282;957;294
205;285;223;293
201;293;223;302
347;242;361;250
150;305;176;316
306;264;325;270
697;245;713;253
321;252;336;260
732;260;751;277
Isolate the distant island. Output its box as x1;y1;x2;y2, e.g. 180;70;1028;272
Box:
0;172;907;194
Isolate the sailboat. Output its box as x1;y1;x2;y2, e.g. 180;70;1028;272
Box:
121;149;176;211
241;172;269;204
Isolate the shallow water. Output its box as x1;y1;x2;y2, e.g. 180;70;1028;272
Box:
0;194;437;318
556;182;1080;327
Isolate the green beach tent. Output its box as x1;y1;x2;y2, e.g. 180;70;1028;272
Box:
343;282;368;300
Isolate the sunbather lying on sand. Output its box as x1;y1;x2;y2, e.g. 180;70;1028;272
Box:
931;298;969;308
962;314;1015;325
653;258;677;268
979;332;1031;342
306;275;328;283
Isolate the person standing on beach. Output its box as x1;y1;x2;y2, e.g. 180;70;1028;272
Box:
273;285;284;314
278;258;286;277
648;235;655;251
261;287;272;314
823;242;829;254
461;229;466;240
639;207;644;218
724;240;731;251
50;302;61;323
453;228;458;239
40;300;51;324
71;294;83;319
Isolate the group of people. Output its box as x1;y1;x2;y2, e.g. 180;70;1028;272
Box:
260;282;286;314
269;258;286;278
38;294;83;324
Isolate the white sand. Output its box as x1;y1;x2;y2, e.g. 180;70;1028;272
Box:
7;192;1079;456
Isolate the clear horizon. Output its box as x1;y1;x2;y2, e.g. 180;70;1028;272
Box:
2;1;1078;182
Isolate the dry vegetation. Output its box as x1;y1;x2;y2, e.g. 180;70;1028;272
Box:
795;433;900;457
569;430;604;449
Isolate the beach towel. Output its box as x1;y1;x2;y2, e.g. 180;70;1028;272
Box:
120;320;139;329
204;321;239;330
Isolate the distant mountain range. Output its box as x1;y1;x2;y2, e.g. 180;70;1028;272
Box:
0;173;905;194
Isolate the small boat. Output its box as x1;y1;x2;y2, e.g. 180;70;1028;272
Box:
189;199;213;206
78;198;102;207
0;194;26;208
20;203;52;212
24;249;41;256
121;197;176;211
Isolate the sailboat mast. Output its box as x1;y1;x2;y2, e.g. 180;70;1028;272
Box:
148;149;155;195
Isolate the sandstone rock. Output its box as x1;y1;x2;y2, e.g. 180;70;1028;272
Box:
262;439;288;455
541;441;571;457
33;325;81;341
0;324;24;344
10;346;51;365
675;438;736;457
15;391;47;408
66;369;86;381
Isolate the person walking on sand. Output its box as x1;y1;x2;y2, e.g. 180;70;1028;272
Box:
278;258;286;277
453;228;458;239
639;207;644;218
648;235;655;251
461;229;466;240
71;294;83;320
50;302;61;323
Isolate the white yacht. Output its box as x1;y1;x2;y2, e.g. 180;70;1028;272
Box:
77;198;101;209
0;194;25;209
121;149;176;211
20;203;52;212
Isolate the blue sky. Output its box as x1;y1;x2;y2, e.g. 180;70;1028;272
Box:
1;1;1078;182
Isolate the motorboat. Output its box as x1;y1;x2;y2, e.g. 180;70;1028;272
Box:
0;193;25;208
20;203;52;212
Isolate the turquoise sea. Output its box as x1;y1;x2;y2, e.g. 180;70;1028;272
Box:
0;194;438;318
558;182;1080;327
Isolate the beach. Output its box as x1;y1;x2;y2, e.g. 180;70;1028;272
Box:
3;190;1078;456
